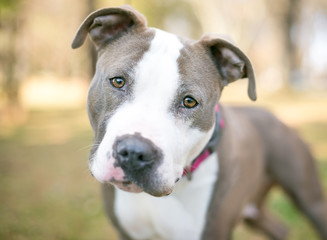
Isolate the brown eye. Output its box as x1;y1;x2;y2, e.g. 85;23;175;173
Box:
110;77;125;89
183;96;198;109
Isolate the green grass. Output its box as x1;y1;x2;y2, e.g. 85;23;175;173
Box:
0;108;326;240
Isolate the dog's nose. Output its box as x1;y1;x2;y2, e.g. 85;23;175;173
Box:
113;135;157;170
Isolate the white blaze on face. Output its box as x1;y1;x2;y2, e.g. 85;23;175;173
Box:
91;29;214;190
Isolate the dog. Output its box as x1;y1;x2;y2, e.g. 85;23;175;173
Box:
71;5;327;240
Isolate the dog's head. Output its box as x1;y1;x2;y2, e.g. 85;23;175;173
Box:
72;5;256;197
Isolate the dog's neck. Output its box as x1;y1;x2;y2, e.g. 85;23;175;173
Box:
183;105;224;180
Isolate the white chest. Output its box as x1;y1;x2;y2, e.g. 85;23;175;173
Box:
114;153;219;240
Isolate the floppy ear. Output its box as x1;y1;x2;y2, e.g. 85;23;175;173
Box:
200;34;257;101
71;5;147;50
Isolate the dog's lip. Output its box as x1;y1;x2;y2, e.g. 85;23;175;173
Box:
113;180;132;185
111;180;143;193
110;179;133;187
146;187;173;197
110;180;173;196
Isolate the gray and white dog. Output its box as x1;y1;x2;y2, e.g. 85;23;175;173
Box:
72;5;327;240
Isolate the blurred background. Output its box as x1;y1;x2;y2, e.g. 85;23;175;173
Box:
0;0;326;239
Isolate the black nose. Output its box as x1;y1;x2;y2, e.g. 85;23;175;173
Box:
113;134;158;170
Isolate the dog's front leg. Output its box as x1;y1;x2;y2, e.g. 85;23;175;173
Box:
201;145;260;239
201;166;241;240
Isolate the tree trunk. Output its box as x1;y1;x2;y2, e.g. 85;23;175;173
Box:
283;0;302;88
2;15;20;106
87;0;97;79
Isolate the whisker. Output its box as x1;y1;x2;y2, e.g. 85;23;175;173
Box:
77;143;100;152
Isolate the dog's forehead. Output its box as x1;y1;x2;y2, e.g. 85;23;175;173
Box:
98;28;186;104
98;28;155;75
98;28;219;91
133;28;184;104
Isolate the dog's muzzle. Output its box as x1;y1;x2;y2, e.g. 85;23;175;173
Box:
112;133;168;196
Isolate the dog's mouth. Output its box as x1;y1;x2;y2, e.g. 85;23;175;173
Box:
110;179;173;197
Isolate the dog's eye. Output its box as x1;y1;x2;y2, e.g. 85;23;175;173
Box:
183;96;198;109
110;77;125;89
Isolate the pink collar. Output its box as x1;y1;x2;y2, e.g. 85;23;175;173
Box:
182;104;224;180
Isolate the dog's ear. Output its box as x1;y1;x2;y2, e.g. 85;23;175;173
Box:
71;5;147;50
200;34;256;101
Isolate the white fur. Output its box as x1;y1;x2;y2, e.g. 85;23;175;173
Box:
115;153;219;240
91;29;214;189
242;204;259;220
